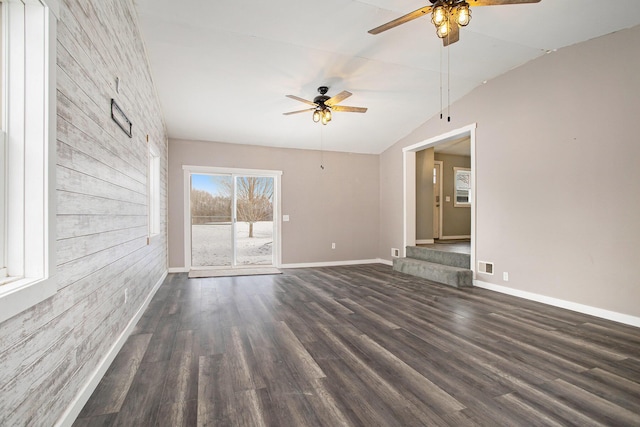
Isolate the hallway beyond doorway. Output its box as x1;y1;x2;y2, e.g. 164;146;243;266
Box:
417;239;470;255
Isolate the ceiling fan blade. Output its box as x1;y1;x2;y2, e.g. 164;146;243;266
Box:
283;108;316;116
285;95;318;107
368;5;433;35
331;105;368;113
325;91;352;107
467;0;541;6
443;21;460;47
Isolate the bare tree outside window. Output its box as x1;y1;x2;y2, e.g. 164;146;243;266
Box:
222;177;274;237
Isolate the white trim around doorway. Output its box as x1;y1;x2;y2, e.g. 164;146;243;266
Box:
182;165;283;270
402;123;477;278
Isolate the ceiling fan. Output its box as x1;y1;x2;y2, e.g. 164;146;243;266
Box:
283;86;367;125
368;0;542;46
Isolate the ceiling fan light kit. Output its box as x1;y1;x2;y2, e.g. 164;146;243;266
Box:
284;86;367;125
368;0;541;46
432;2;470;39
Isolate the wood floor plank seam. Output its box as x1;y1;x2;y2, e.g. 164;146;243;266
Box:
74;265;640;427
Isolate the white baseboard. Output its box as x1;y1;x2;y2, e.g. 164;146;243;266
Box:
474;280;640;328
171;261;394;271
280;259;388;269
416;239;434;244
56;270;168;427
439;235;471;240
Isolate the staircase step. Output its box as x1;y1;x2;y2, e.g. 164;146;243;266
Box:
406;246;470;269
393;258;472;288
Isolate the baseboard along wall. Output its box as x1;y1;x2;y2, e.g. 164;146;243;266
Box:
474;280;640;328
280;259;391;269
56;271;168;427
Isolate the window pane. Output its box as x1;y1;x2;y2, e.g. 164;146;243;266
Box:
190;174;232;267
149;152;160;236
455;170;471;190
454;168;471;207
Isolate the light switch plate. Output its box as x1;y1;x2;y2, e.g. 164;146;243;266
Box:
445;196;451;202
283;215;290;222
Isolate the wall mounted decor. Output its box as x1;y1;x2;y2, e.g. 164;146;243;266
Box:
111;98;132;138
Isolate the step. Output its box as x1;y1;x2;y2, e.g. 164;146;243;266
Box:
393;257;473;288
406;246;470;269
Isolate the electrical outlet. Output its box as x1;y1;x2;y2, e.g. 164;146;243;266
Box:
391;248;400;257
503;272;509;282
125;288;128;303
331;243;336;249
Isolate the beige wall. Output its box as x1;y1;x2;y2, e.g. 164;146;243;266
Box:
379;25;640;318
415;148;434;240
435;153;471;237
169;139;380;267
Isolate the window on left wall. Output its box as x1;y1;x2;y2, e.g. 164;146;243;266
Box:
148;143;160;237
0;0;58;324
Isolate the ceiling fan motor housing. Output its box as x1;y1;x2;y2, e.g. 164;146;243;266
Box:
314;86;330;108
313;95;330;107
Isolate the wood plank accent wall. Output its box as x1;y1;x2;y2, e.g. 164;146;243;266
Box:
0;1;168;425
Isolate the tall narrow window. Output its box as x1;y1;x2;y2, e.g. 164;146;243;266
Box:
1;1;6;279
149;145;160;237
454;167;471;207
0;0;57;323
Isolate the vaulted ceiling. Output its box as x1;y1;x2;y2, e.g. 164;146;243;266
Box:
134;0;640;154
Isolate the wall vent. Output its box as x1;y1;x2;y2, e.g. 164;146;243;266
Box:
478;261;494;275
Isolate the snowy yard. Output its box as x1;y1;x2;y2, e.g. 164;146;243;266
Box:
191;221;273;266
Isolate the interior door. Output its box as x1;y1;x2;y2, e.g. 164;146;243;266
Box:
433;162;442;239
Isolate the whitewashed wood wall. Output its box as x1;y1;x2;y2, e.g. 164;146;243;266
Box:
0;0;168;425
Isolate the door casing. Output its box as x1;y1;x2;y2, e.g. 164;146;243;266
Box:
402;123;476;278
183;165;283;270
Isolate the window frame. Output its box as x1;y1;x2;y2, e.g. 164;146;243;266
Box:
453;166;471;208
0;131;5;281
148;142;160;238
0;0;58;324
0;3;5;279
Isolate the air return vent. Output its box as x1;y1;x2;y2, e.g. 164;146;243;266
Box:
478;261;494;275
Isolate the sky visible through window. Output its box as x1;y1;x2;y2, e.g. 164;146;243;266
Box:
192;175;274;202
191;174;230;196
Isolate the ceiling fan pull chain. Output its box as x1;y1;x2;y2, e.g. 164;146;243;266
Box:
440;43;443;120
320;125;325;170
447;40;451;122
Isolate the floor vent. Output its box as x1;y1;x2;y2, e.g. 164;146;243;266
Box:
478;261;494;275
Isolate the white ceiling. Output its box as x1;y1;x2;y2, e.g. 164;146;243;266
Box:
134;0;640;154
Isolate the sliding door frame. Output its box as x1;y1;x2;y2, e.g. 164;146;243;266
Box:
183;165;283;270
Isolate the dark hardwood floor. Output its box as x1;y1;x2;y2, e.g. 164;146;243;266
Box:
73;264;640;426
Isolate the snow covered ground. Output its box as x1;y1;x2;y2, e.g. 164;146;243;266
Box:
191;221;273;266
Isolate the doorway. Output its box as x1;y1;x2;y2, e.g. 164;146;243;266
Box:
183;166;282;270
402;123;476;278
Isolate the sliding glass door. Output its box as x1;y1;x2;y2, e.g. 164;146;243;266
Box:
234;176;274;266
190;174;233;267
190;173;275;268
